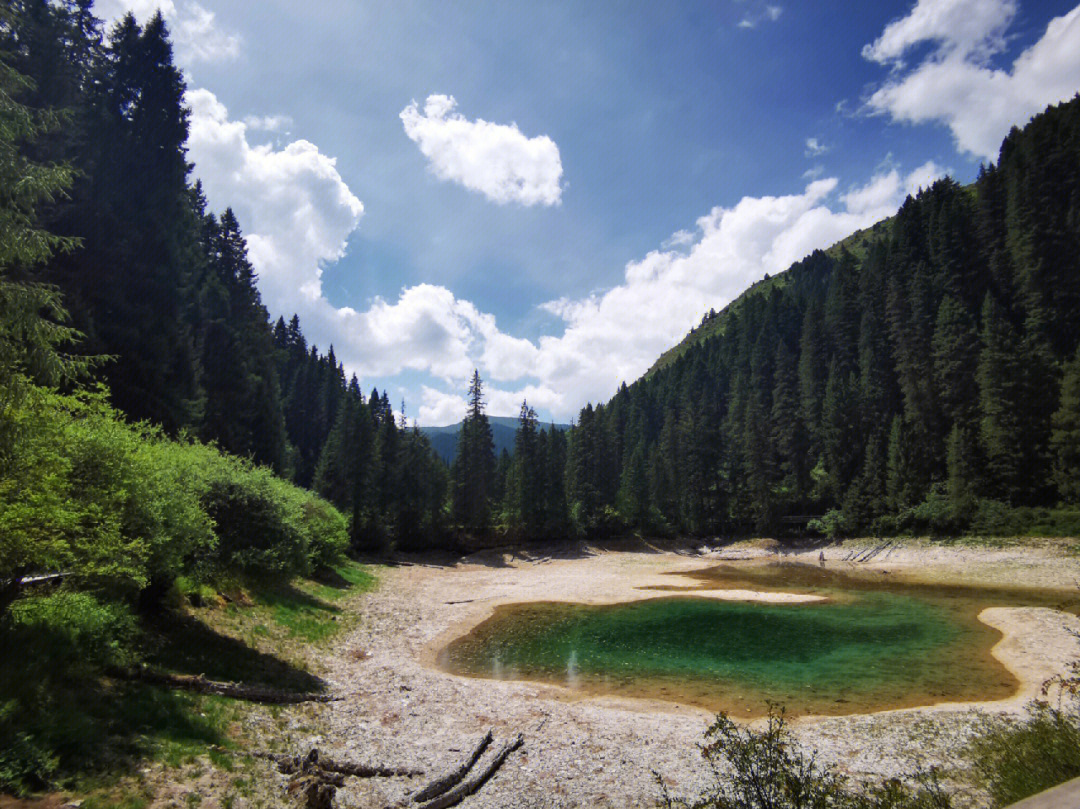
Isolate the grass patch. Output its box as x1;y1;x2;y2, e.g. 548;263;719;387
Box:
0;674;235;795
142;608;325;691
245;560;378;643
249;581;343;643
309;561;378;602
82;788;152;809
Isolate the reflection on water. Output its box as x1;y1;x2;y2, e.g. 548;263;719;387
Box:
566;648;579;688
436;561;1080;717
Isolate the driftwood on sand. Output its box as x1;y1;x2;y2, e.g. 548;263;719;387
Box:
110;667;341;704
407;733;524;809
256;749;423;780
245;728;523;809
409;730;493;803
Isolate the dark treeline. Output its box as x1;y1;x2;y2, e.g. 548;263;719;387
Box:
558;95;1080;538
2;1;449;551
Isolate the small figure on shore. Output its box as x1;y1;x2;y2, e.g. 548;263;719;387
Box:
818;550;825;567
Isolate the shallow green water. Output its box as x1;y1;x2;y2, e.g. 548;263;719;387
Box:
438;562;1079;716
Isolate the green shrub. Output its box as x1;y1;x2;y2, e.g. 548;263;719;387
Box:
808;509;847;538
895;486;961;536
0;592;139;793
658;706;951;809
201;476;306;575
969;702;1080;807
281;485;348;570
4;591;138;671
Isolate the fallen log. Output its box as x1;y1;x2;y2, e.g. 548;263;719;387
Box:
253;750;423;779
410;730;493;803
414;734;524;809
110;667;340;704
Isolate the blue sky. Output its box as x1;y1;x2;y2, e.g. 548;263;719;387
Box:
98;0;1080;423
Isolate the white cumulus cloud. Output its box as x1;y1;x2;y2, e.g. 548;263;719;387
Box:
862;0;1017;64
243;114;293;133
505;163;945;413
737;3;783;28
94;0;240;64
400;94;563;206
863;0;1080;160
187;88;364;320
187;90;546;416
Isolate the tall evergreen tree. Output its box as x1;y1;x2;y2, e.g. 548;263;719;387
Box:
1052;348;1080;502
452;370;495;534
977;294;1025;502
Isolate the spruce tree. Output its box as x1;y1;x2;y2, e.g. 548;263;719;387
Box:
451;370;495;534
1052;348;1080;502
977;294;1024;502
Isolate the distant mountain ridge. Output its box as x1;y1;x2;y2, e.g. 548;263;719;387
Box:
420;415;571;464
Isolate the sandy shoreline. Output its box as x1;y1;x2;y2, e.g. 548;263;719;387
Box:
282;539;1080;808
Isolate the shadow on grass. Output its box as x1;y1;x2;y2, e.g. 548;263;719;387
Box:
251;578;342;616
143;608;325;692
0;642;231;795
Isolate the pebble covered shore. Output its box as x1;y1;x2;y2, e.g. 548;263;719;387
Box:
262;539;1080;809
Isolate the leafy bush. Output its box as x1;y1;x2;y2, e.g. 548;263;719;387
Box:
0;592;139;792
658;706;952;809
5;591;138;672
894;486;962;536
202;476;306;575
285;486;349;570
1;386;348;600
968;701;1080;807
808;509;848;539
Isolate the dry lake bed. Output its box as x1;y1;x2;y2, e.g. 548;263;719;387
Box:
263;538;1080;808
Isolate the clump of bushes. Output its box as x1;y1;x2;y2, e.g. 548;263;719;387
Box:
657;706;952;809
0;591;140;791
0;388;348;793
968;701;1080;807
1;388;348;607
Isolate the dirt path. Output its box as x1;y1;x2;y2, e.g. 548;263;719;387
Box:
282;539;1080;808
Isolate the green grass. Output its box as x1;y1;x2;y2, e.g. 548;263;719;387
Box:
310;561;378;601
82;791;152;809
247;560;378;642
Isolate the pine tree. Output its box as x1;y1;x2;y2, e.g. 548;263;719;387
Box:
1052;348;1080;502
451;370;495;534
821;359;859;504
797;302;827;455
772;341;809;507
77;12;202;431
932;295;979;430
946;423;980;520
510;401;544;535
977;294;1024;502
543;426;569;534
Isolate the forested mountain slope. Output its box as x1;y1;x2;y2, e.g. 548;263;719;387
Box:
569;95;1080;537
644;218;895;379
